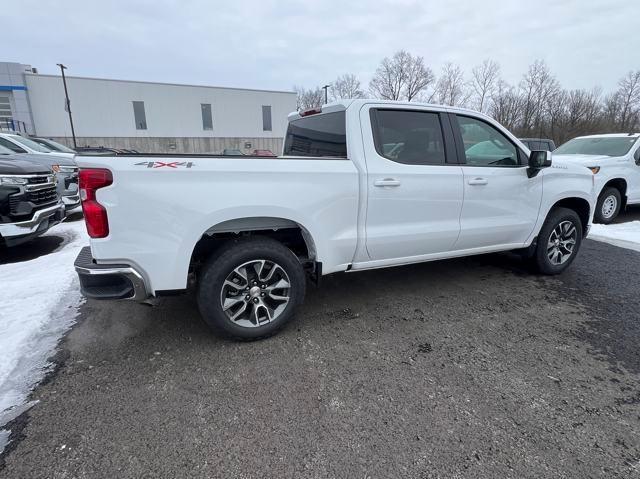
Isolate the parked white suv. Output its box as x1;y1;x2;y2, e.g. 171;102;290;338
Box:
0;132;75;160
74;100;595;340
553;133;640;223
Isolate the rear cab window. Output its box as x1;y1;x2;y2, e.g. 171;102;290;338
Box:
283;112;347;157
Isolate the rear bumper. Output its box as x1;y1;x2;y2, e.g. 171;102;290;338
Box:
74;246;149;301
0;202;65;246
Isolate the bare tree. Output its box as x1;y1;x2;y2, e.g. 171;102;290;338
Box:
489;80;523;130
294;85;324;111
369;55;403;100
434;63;469;107
297;58;635;146
518;60;560;133
369;50;435;101
552;88;602;143
404;54;435;101
614;70;640;131
470;59;501;113
331;74;365;101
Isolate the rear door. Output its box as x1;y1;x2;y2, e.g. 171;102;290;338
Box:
451;114;543;250
361;106;464;261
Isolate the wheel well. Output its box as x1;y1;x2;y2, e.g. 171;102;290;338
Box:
552;197;590;236
602;178;628;208
189;219;316;276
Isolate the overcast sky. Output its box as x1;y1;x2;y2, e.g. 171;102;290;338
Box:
5;0;639;94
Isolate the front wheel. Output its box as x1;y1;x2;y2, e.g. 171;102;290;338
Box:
532;207;583;275
197;237;306;340
594;187;621;224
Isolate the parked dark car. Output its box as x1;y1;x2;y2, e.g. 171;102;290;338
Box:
0;156;64;247
0;143;80;211
251;149;277;157
520;138;556;151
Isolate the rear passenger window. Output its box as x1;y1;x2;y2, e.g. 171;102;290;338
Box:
372;110;446;165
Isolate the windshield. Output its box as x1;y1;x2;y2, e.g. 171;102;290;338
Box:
8;135;53;153
35;138;76;153
554;136;639;157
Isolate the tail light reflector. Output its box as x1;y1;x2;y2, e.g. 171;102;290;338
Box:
79;168;113;238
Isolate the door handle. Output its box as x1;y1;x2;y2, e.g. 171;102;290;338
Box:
374;178;401;187
468;177;488;186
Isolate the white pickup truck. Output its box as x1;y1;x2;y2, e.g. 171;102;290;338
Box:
553;133;640;223
74;100;595;340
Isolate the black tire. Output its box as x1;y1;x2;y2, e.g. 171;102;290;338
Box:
197;237;305;341
532;207;583;275
594;187;621;224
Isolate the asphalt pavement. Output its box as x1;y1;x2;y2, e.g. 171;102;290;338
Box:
1;210;640;478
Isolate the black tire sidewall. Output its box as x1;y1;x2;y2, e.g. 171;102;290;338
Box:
535;207;583;275
595;187;621;224
197;238;306;340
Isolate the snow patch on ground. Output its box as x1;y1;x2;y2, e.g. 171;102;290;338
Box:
589;221;640;252
0;220;88;453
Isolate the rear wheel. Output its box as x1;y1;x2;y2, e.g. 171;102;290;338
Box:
197;237;306;340
532;207;583;275
594;187;621;224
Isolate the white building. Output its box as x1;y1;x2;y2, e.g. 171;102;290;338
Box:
0;61;297;154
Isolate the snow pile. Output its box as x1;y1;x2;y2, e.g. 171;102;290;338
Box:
0;219;88;453
589;221;640;252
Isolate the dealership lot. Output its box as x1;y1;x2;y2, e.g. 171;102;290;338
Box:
1;213;640;477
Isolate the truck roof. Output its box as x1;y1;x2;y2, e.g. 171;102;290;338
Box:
287;99;490;122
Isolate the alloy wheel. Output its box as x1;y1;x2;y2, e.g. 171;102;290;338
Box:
547;220;577;266
219;259;291;328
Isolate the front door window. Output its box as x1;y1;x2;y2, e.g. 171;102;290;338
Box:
457;116;519;167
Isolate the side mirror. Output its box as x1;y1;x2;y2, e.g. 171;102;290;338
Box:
527;150;552;178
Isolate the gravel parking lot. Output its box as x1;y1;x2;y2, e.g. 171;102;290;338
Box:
1;230;640;478
0;210;640;478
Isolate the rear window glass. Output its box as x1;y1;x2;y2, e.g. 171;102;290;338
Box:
283;112;347;158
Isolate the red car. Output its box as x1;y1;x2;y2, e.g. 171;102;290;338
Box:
251;149;277;157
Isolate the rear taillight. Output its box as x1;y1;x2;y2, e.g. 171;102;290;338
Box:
79;168;113;238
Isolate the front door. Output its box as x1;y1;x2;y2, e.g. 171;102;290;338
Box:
451;114;543;250
361;107;464;261
630;146;640;203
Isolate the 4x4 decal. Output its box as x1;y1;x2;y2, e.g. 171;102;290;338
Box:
135;161;195;169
